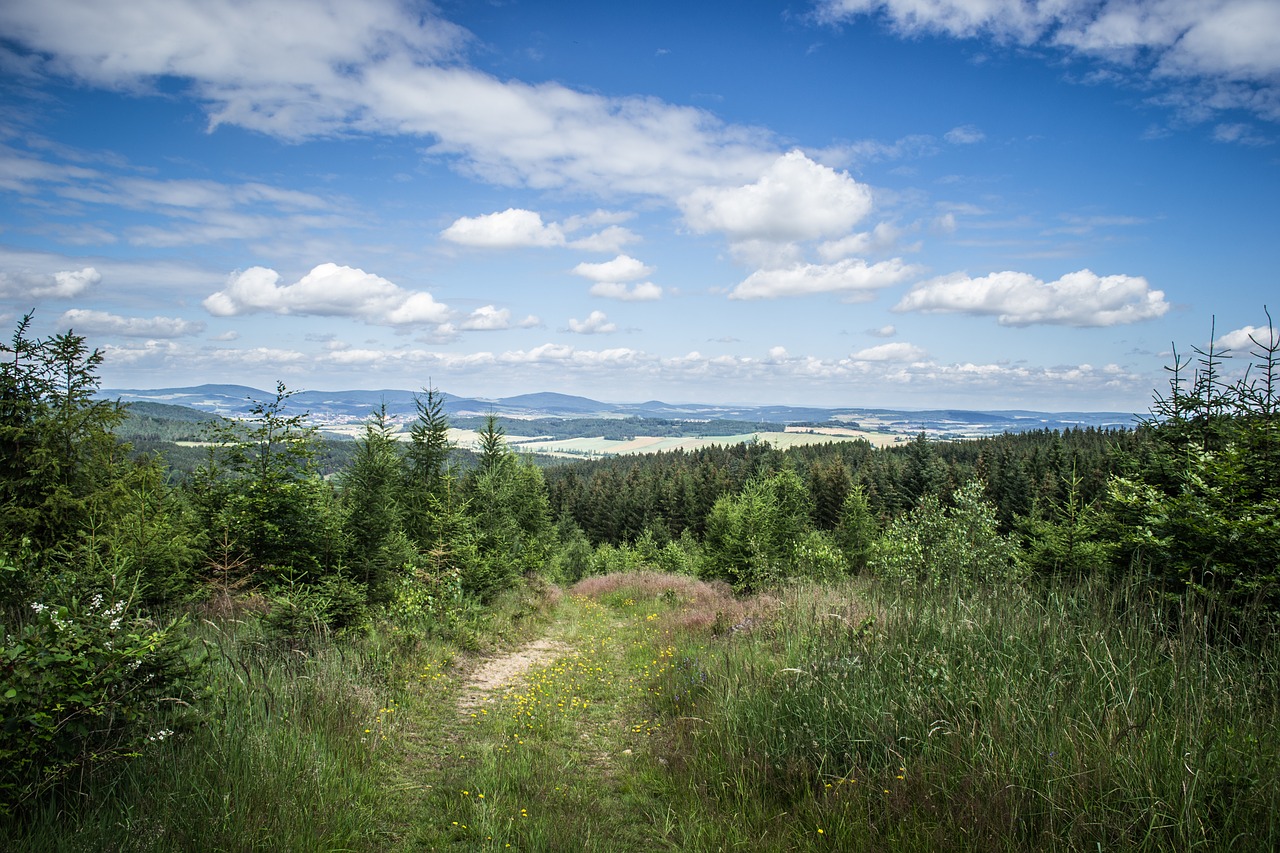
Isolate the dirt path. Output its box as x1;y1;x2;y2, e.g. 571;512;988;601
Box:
456;637;571;712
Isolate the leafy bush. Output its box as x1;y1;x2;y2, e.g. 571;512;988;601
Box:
390;560;465;631
0;588;197;814
871;478;1023;589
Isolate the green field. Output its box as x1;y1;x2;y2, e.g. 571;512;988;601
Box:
499;428;900;458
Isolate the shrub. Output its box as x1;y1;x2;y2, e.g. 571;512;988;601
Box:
0;587;197;814
872;478;1023;589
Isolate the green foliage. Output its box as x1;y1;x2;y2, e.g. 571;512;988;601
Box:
1;315;127;556
789;529;848;582
834;484;876;572
701;469;816;592
872;478;1023;589
340;405;414;606
390;559;465;631
465;457;553;600
0;585;196;814
190;382;342;584
98;457;202;606
1104;312;1280;627
1020;464;1111;577
808;456;852;531
263;571;372;646
403;385;455;549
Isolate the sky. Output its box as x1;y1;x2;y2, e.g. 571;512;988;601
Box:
1;0;1278;412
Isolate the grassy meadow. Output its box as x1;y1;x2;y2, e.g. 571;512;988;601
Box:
9;571;1276;852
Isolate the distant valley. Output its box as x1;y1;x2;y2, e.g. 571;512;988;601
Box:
103;384;1139;459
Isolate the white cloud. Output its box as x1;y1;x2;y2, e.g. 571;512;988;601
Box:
571;254;653;282
818;222;910;261
868;324;897;337
459;305;513;331
729;258;920;300
441;209;642;252
680;150;873;242
107;336;1149;409
567;310;617;334
1216;323;1278;352
727;239;806;270
101;339;184;366
944;124;985;144
589;281;663;301
441;208;566;248
568;225;640;252
815;1;1280;124
203;262;450;327
895;268;1169;326
59;309;204;338
1;1;781;197
851;341;926;361
0;266;101;298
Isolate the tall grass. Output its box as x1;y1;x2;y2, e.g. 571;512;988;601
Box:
5;613;422;852
2;577;561;852
651;576;1280;851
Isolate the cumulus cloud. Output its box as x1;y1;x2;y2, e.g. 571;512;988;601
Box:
203;262;450;326
441;208;566;248
867;324;897;338
895;268;1169;326
815;0;1280;125
1216;322;1279;352
818;222;911;261
59;309;204;338
680;150;873;242
729;258;920;300
572;255;661;301
459;305;514;331
567;310;617;334
0;266;101;298
571;254;654;282
441;209;644;252
589;281;663;301
851;341;926;361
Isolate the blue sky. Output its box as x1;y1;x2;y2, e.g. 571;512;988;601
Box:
1;0;1277;411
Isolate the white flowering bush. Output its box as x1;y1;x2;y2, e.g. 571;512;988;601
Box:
0;591;196;813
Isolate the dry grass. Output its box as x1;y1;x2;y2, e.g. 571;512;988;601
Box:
570;571;777;638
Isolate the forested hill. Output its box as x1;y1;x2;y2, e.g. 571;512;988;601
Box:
101;383;1135;437
543;426;1132;546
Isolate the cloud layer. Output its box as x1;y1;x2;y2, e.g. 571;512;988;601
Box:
816;0;1280;123
0;266;100;298
895;269;1169;326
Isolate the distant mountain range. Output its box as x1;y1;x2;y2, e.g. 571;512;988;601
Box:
100;384;1140;438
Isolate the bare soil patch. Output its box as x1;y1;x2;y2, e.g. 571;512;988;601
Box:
457;637;571;712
